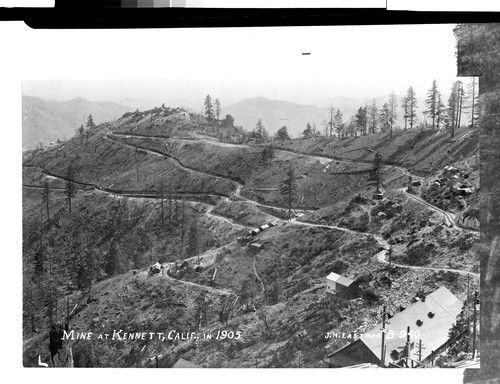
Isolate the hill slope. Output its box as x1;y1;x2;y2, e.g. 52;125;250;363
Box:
22;105;480;368
223;97;327;138
22;95;133;150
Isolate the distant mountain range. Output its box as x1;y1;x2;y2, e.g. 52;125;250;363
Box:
222;95;435;138
22;96;132;150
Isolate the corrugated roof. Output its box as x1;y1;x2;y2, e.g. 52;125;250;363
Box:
328;286;462;365
326;272;355;287
362;286;462;363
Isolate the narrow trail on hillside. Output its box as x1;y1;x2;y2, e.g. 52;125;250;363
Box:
268;145;423;180
106;134;245;186
289;217;371;237
399;188;479;233
398;188;457;228
143;267;231;295
23;165;252;230
375;248;479;278
252;256;266;293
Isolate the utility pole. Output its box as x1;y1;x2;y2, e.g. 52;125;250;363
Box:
388;247;392;279
380;305;387;367
472;290;478;359
181;197;185;257
169;181;173;228
135;145;139;183
405;325;411;367
159;183;164;227
466;274;470;353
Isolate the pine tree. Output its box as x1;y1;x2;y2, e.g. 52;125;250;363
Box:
355;106;367;136
388;92;398;137
379;102;391;134
214;98;221;121
448;81;462;138
65;165;76;213
467;77;479;128
77;124;85;144
279;165;297;221
368;99;378;134
426;80;439;130
401;96;409;130
328;105;335;138
204;95;214;122
86;114;96;130
254;119;265;144
406;86;418;129
302;123;313;138
334;109;344;138
276;126;290;142
435;92;447;131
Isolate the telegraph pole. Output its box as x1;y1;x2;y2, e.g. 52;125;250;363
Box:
472;290;478;359
380;305;387;367
406;325;411;367
418;339;422;362
388;247;392;279
135;145;139;183
466;274;470;353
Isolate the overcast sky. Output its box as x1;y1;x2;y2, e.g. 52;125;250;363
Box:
22;24;465;108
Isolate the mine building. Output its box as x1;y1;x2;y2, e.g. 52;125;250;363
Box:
325;272;360;299
326;286;463;368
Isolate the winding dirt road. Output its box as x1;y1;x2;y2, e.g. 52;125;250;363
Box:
375;248;479;278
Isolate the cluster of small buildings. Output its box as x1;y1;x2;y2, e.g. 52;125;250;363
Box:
237;221;278;246
376;198;403;221
431;166;475;196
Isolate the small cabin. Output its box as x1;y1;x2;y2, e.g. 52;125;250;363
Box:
325;272;360;299
249;243;264;254
373;189;385;200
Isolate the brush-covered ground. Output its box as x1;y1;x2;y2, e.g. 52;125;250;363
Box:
272;126;478;176
22;106;480;368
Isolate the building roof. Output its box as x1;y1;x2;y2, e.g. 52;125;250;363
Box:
172;358;201;368
328;286;462;365
326;272;355;287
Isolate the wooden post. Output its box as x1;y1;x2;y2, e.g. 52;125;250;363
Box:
135;145;139;183
66;297;70;325
406;325;410;366
380;305;387;367
388;247;392;279
466;274;470;353
472;290;478;358
418;339;422;362
181;197;185;257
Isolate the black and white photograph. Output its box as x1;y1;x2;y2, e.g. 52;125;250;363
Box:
1;10;498;382
17;22;486;372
